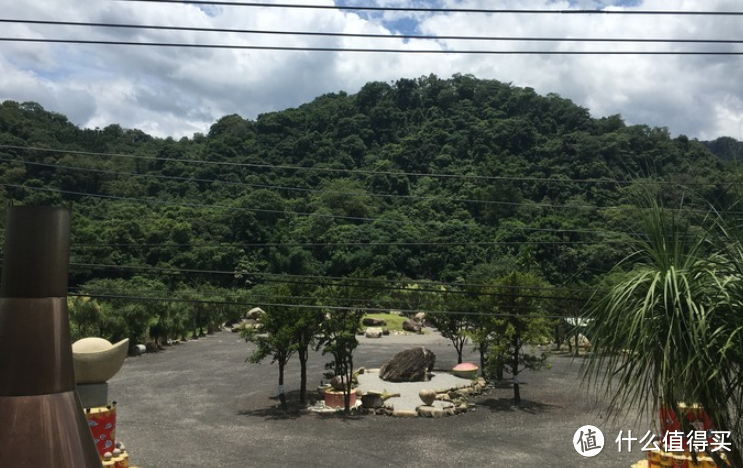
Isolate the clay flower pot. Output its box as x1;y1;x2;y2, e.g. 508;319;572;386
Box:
323;390;357;408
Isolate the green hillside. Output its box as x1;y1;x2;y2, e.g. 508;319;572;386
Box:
0;74;739;343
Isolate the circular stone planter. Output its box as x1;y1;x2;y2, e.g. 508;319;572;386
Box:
452;362;479;380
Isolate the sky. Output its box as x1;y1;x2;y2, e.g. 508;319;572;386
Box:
0;0;742;141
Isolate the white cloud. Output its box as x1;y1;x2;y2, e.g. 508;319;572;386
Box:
0;0;741;140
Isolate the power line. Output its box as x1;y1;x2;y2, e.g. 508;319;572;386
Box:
69;240;625;247
69;292;584;319
0;182;379;223
67;261;592;295
2;37;740;54
113;1;743;16
0;145;719;187
0;156;603;211
3;19;742;45
72;287;580;311
11;155;729;215
1;183;639;237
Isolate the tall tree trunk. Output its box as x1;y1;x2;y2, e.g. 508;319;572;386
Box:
478;341;488;379
344;355;354;413
298;346;308;405
512;334;521;406
278;360;287;410
455;336;465;364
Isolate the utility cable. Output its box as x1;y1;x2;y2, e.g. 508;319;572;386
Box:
0;145;720;187
0;156;604;211
112;1;743;16
68;292;586;319
68;261;594;295
1;182;640;237
2;19;741;45
1;37;740;54
69;240;626;247
0;154;726;216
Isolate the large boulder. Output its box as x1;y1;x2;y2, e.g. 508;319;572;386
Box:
245;307;265;320
402;319;421;333
363;317;387;327
379;347;436;382
365;327;383;338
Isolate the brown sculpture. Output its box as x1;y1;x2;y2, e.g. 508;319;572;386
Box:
0;206;103;467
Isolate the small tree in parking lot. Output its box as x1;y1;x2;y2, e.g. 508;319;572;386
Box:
242;293;297;410
479;271;553;405
316;272;378;413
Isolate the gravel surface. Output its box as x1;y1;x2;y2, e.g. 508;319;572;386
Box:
110;330;650;468
356;369;474;411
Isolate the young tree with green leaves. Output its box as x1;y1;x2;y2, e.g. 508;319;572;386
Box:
480;272;553;405
289;285;324;405
241;304;297;411
428;288;472;364
316;273;376;413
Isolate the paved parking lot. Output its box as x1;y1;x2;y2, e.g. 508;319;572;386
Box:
110;331;648;468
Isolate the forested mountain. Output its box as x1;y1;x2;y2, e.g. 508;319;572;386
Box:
0;74;739;343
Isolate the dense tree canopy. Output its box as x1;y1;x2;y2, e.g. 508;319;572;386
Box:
0;74;739;347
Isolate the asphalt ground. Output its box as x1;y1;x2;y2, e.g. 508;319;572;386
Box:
110;330;650;468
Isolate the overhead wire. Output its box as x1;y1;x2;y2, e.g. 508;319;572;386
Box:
70;261;587;292
67;291;587;318
1;37;740;54
0;5;730;316
0;145;721;187
0;182;645;238
111;1;743;16
2;19;742;46
0;155;604;211
67;287;584;310
66;260;595;295
70;240;626;247
4;154;732;216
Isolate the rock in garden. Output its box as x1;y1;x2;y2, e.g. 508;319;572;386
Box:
379;347;436;382
365;327;383;338
417;405;445;418
363;317;387;327
419;388;436;405
330;375;345;391
392;410;418;418
245;307;265;320
402;319;421;333
361;393;384;409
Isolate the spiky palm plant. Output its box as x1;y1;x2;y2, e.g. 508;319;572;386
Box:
582;199;743;466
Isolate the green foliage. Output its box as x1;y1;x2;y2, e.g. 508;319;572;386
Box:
241;298;297;410
316;273;381;412
477;271;553;405
428;289;472;364
583;198;743;466
0;77;739;405
67;296;103;341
